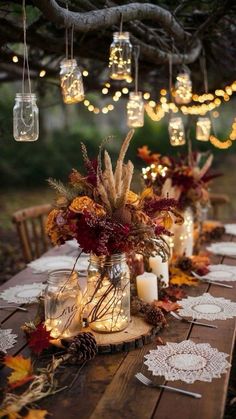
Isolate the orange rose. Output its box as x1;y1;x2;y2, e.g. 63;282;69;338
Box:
69;196;106;217
46;209;60;233
126;191;139;206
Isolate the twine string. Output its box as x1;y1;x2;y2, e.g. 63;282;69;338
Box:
134;45;140;93
21;0;33;130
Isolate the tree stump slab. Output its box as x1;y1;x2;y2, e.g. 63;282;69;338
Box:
84;316;161;353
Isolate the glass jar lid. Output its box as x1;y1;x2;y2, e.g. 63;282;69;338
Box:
113;32;130;41
15;93;37;100
60;58;78;68
47;269;78;285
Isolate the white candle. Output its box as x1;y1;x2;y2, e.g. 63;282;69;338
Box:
172;207;194;257
149;255;169;288
136;272;158;303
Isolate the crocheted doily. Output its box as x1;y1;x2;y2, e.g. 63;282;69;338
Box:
179;293;236;321
0;283;45;304
0;329;18;353
28;255;88;272
204;264;236;282
144;340;230;383
225;224;236;236
206;242;236;257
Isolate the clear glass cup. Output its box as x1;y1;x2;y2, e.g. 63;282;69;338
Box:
13;93;39;142
44;269;83;338
109;32;132;80
60;59;84;104
87;253;130;333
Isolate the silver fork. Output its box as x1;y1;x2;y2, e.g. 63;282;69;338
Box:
191;271;233;289
170;311;218;329
0;305;28;312
135;373;202;398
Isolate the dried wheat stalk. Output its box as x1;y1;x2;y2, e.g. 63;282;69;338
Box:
114;129;134;196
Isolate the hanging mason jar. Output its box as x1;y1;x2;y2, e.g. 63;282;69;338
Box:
196;117;211;141
44;269;83;338
172;207;194;257
86;253;130;333
174;72;192;104
13;93;39;142
127;92;144;127
168;116;186;146
109;32;132;80
60;59;84;104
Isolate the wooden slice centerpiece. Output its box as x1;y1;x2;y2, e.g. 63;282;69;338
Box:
84;316;161;353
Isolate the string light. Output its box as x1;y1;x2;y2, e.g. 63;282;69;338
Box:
174;72;192;104
209;118;236;149
196;117;211;142
82;70;89;77
12;55;18;63
39;70;46;78
109;32;132;80
168;116;186;146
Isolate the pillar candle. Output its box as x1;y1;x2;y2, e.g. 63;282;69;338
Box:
136;272;158;303
172;207;194;257
149;255;169;288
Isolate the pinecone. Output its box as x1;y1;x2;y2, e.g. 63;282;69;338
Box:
145;305;166;326
62;332;98;364
131;296;149;315
0;350;5;367
176;256;193;272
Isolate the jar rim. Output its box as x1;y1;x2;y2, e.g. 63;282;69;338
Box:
15;93;37;99
89;253;127;266
60;58;78;67
113;31;130;39
47;269;78;284
129;91;143;98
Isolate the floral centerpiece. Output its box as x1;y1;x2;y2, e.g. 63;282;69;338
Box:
138;146;220;257
46;131;180;333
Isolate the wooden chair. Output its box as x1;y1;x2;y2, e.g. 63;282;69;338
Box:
209;192;230;220
12;204;52;263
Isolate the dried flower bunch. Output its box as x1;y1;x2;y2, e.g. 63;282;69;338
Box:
46;131;180;259
139;146;220;212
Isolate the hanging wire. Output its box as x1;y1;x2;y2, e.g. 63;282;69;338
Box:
134;45;140;93
65;0;69;59
168;52;173;103
200;48;216;136
21;0;31;96
119;13;123;33
71;24;74;60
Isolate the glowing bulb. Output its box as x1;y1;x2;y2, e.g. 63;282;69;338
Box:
12;56;18;63
149;100;156;108
83;70;89;77
39;70;46;78
88;105;94;111
102;107;108;114
84;100;90;106
122;87;129;94
102;88;108;94
143;92;150;100
107;104;114;110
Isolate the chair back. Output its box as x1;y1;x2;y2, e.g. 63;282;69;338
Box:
12;204;52;263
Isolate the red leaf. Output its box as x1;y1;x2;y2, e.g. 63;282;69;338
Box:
164;287;186;301
154;299;182;313
28;323;52;355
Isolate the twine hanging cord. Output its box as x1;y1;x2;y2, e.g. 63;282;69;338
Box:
21;0;34;129
134;45;140;93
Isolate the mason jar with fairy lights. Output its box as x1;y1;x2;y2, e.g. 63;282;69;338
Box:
174;72;192;104
86;253;130;333
168;116;186;146
60;59;84;104
196;117;211;141
44;269;83;339
127;92;144;127
13;93;39;142
109;32;132;80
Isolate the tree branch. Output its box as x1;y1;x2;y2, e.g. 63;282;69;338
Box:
32;0;201;64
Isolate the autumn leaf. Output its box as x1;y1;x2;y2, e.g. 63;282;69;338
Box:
4;355;34;389
170;267;199;286
24;409;48;419
154;299;182;312
28;323;52;355
164;286;186;301
0;411;22;419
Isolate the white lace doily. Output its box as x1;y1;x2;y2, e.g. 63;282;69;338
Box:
225;224;236;236
0;329;18;353
0;283;45;304
144;340;230;383
206;242;236;257
28;255;88;273
179;293;236;321
204;264;236;282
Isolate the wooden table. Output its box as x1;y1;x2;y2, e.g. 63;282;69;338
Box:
0;235;236;419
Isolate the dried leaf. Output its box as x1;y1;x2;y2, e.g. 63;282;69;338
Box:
170;267;199;286
25;409;49;419
4;355;33;388
164;287;186;301
154;299;182;312
156;337;166;346
28;323;52;355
